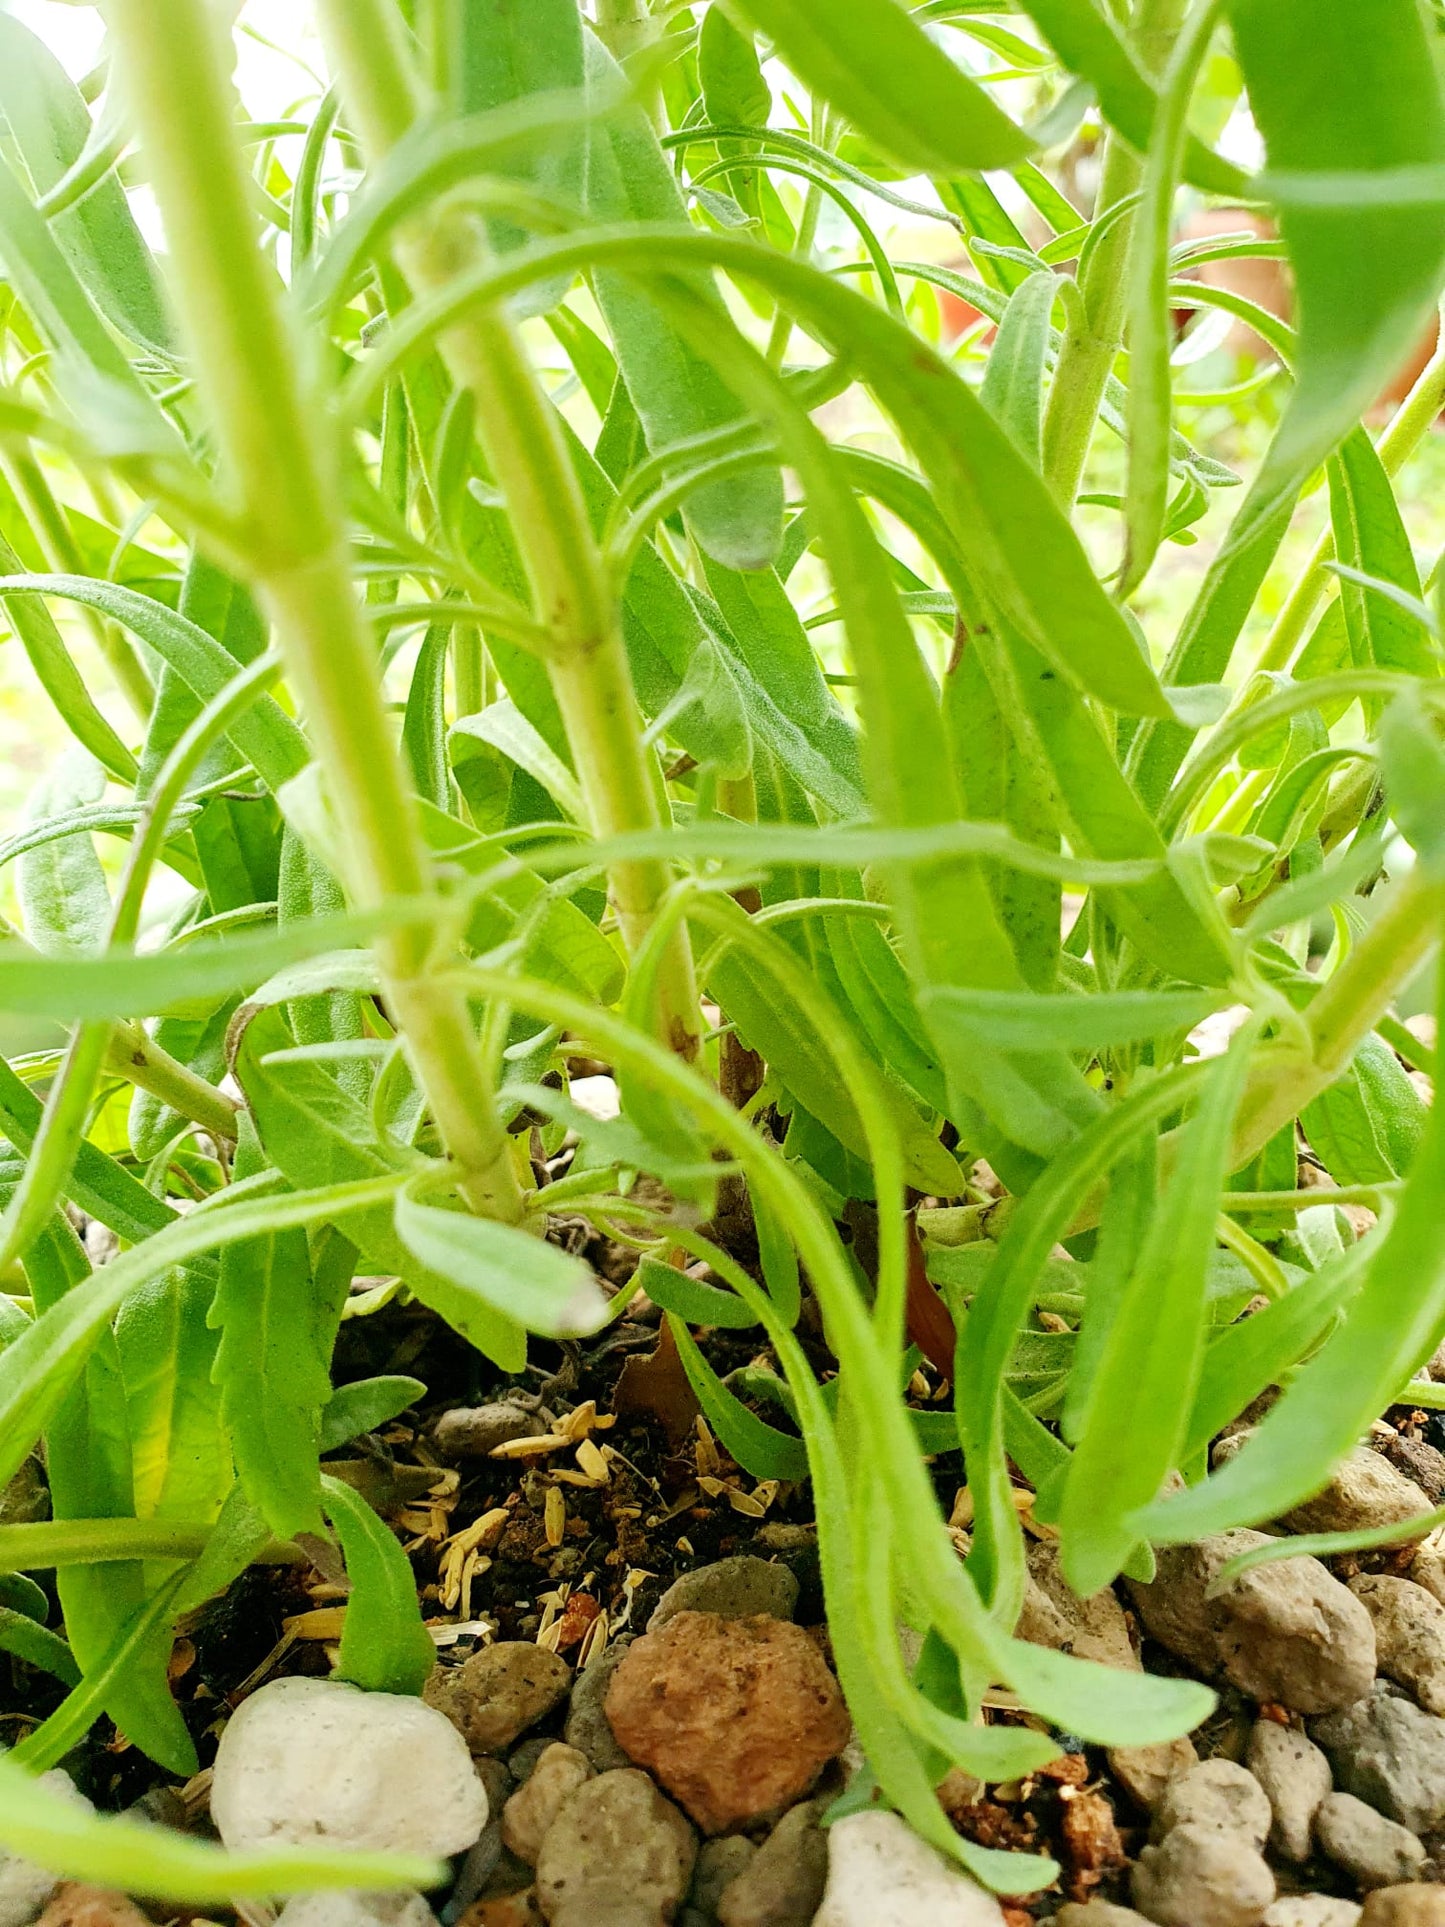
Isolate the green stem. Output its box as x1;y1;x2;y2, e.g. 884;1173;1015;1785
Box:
1040;0;1188;507
453;621;485;718
1231;865;1443;1168
314;0;701;1059
106;1021;239;1145
1254;313;1445;674
105;0;523;1223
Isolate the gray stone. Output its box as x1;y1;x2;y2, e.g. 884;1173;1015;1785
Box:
424;1643;571;1757
1312;1685;1445;1834
275;1896;439;1927
0;1771;91;1927
433;1404;538;1460
648;1557;799;1631
534;1769;696;1923
1247;1721;1333;1863
1131;1824;1275;1927
564;1636;635;1772
718;1799;827;1927
812;1811;1005;1927
1315;1792;1426;1891
1278;1449;1432;1540
1261;1902;1361;1927
1152;1758;1271;1847
1383;1435;1445;1503
508;1738;555;1787
689;1837;758;1921
1350;1576;1445;1716
1017;1540;1139;1673
1127;1531;1376;1714
124;1787;188;1831
440;1760;511;1923
1106;1737;1199;1812
210;1676;487;1856
501;1744;593;1866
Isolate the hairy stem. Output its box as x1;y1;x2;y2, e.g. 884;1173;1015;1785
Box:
104;0;523;1223
107;1022;239;1145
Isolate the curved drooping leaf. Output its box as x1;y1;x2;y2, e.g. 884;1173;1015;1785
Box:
725;0;1032;176
1230;0;1445;534
0;1753;441;1901
1022;0;1247;195
0;15;170;355
1138;967;1445;1546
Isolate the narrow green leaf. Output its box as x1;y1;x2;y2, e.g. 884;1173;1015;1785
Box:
395;1182;608;1340
0;14;170;355
979;271;1056;469
1328;427;1436;711
583;37;784;571
1231;0;1445;532
1181;1241;1367;1465
667;1314;809;1480
321;1474;436;1698
0;1753;442;1901
320;1376;427;1453
1139;965;1445;1546
13;1570;194;1776
210;1122;340;1540
0;1175;409;1497
924;984;1228;1054
634;1254;759;1329
0;1607;79;1686
1022;0;1246;195
0;578;308;792
1059;1025;1257;1595
1122;0;1226;597
726;0;1032;174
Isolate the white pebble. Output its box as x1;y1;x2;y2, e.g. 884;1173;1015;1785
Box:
0;1771;92;1927
211;1677;487;1856
812;1811;1005;1927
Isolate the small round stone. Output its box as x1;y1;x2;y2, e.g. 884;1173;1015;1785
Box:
1131;1823;1275;1927
648;1557;798;1631
1349;1576;1445;1718
1314;1793;1426;1892
1311;1684;1445;1835
1261;1900;1361;1927
1152;1759;1272;1848
500;1745;593;1867
564;1638;634;1773
1247;1720;1333;1863
425;1644;572;1757
1106;1737;1199;1813
433;1405;538;1461
717;1798;827;1927
811;1811;1005;1927
534;1769;696;1923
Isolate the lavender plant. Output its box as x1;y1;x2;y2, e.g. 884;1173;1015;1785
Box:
0;0;1443;1896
